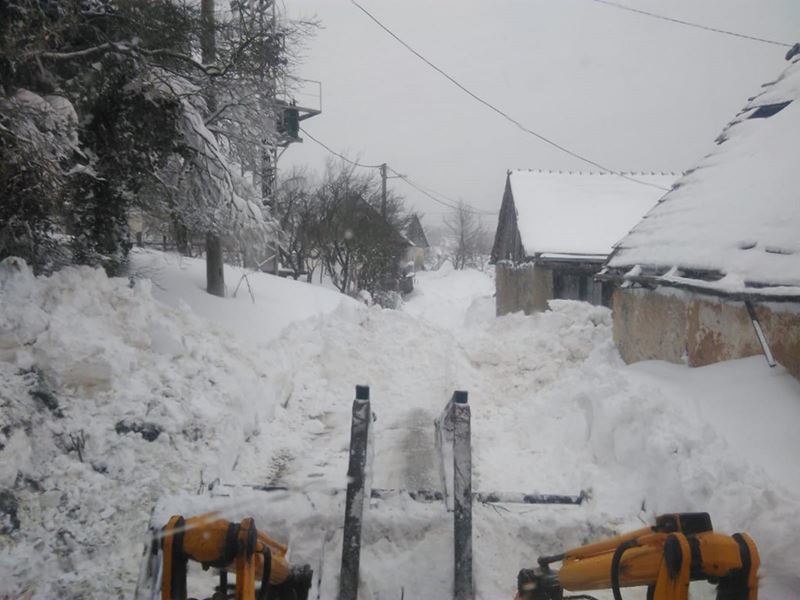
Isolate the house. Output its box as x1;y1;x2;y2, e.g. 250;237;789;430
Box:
604;49;800;379
405;213;430;271
490;169;675;315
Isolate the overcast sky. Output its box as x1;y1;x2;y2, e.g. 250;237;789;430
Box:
280;0;800;227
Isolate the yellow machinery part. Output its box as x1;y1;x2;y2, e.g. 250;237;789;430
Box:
234;518;257;600
560;533;667;590
179;513;291;585
517;516;760;600
563;526;653;561
252;530;290;584
160;513;294;600
739;533;760;600
161;515;185;600
652;533;690;600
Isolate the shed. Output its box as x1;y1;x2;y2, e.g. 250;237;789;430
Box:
405;213;430;271
491;170;675;315
604;49;800;379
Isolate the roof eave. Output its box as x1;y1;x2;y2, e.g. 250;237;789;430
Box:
600;268;800;303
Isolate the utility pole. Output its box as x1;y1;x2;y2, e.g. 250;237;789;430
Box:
262;0;321;276
380;163;388;219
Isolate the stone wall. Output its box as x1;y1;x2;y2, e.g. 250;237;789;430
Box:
613;287;800;380
495;263;553;315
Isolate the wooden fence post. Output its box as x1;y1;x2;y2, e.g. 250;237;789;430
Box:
434;395;456;512
339;385;371;600
452;390;473;600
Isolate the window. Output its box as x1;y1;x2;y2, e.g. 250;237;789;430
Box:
748;101;792;119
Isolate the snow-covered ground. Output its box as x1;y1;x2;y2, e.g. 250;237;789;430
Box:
1;252;799;599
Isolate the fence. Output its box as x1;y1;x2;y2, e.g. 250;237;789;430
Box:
338;386;585;600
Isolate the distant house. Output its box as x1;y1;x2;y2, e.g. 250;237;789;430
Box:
490;170;675;315
405;213;430;271
604;50;800;379
350;198;415;294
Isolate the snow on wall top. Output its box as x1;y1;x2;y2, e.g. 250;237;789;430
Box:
608;55;800;292
509;170;675;257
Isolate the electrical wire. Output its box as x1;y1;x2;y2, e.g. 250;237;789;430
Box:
301;126;497;216
389;168;498;216
350;0;670;192
586;0;792;48
299;126;383;168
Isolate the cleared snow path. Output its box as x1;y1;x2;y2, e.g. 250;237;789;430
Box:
351;407;439;492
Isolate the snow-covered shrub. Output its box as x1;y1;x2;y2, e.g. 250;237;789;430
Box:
372;289;403;309
0;90;78;273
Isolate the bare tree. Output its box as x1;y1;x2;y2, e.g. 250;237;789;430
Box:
311;160;410;296
273;167;319;279
444;201;488;270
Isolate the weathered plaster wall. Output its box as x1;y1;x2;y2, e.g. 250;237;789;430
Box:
495;263;553;315
613;288;688;364
613;287;800;380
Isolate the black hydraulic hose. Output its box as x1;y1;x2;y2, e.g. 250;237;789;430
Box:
538;553;566;568
611;539;640;600
258;546;272;600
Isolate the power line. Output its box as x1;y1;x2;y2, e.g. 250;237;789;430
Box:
350;0;670;192
388;168;498;216
586;0;792;48
300;126;497;216
390;170;462;208
389;168;498;216
299;126;383;168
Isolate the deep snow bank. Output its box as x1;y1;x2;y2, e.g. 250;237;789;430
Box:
130;248;353;344
0;256;350;598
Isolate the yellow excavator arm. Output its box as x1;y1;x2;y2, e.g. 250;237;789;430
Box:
160;513;312;600
515;513;759;600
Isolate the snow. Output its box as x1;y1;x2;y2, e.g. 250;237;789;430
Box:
2;253;800;599
509;170;675;257
401;262;495;330
130;249;355;344
609;56;800;292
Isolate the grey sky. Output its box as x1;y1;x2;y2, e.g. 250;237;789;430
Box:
281;0;800;226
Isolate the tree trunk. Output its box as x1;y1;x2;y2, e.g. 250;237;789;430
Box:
172;216;191;256
200;0;216;67
201;0;225;296
206;233;225;296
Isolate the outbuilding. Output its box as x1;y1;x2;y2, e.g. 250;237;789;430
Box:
604;49;800;379
405;213;430;271
490;169;675;315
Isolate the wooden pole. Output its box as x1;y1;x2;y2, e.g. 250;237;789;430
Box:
380;163;387;219
339;385;371;600
745;300;777;367
452;391;473;600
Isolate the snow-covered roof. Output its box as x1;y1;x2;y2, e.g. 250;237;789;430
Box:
406;214;429;248
509;170;675;257
608;54;800;296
